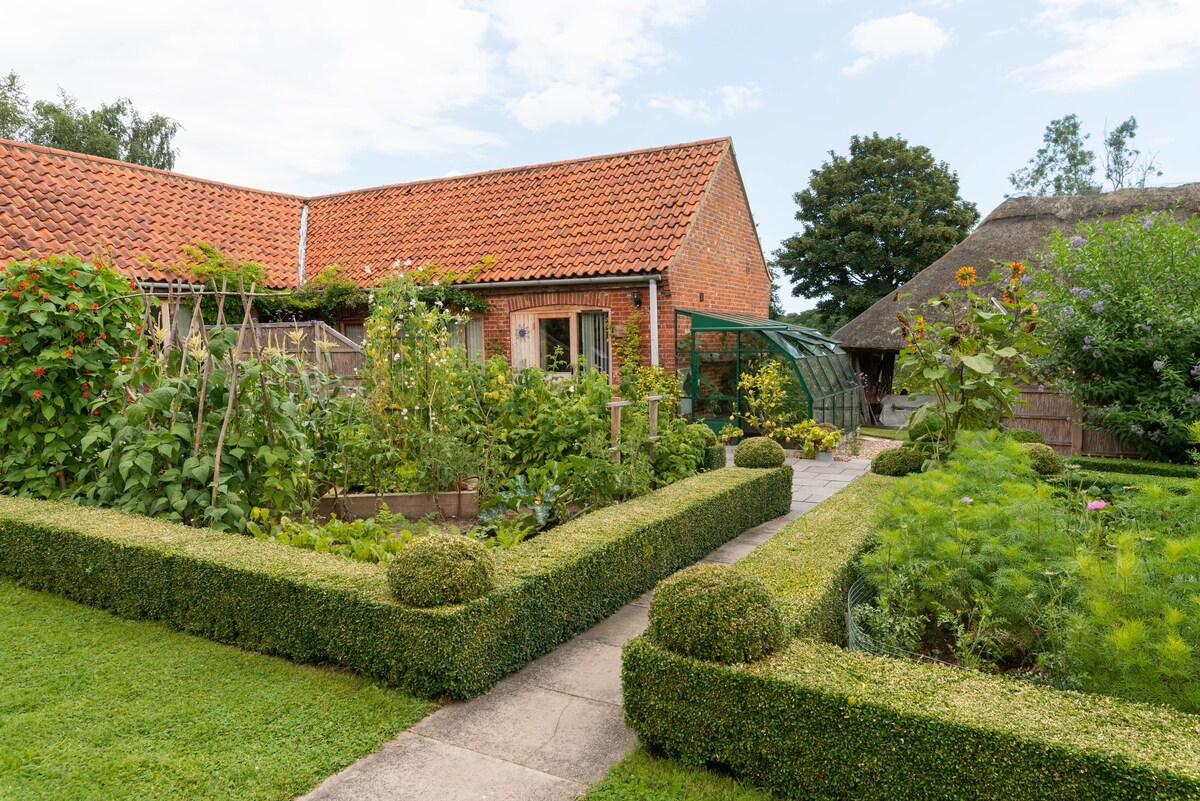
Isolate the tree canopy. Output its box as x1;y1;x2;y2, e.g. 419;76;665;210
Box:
1009;113;1161;196
0;71;180;170
773;133;979;334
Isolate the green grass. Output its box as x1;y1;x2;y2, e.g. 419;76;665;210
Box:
583;749;776;800
859;427;906;441
0;579;431;801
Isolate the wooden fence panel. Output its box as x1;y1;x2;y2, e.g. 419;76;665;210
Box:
1004;385;1140;458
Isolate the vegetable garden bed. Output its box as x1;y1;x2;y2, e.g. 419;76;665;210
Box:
0;465;790;699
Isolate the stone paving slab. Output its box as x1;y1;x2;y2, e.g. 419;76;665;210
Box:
301;732;585;801
301;459;873;801
412;681;635;784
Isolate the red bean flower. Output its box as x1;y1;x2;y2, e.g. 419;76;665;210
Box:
32;390;42;399
34;366;45;376
64;350;73;358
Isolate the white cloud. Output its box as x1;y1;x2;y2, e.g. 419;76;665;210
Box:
485;0;706;129
842;12;949;75
647;84;763;123
1021;0;1200;91
511;83;621;130
3;0;707;188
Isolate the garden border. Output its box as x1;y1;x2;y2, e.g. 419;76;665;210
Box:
622;473;1200;799
0;465;791;699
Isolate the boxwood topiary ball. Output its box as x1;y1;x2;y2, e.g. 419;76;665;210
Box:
870;446;925;476
648;563;786;664
1005;427;1045;444
387;532;495;607
1023;442;1063;476
733;436;785;468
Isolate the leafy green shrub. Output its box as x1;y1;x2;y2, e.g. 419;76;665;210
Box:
1023;442;1063;475
0;466;791;698
733;437;784;468
1036;210;1200;462
0;255;142;497
653;418;708;485
870;446;924;476
387;532;495;607
691;423;718;447
648;564;785;664
703;445;726;472
905;412;945;444
1004;427;1045;444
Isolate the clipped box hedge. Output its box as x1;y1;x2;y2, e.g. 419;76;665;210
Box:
1065;455;1199;479
623;637;1200;800
0;466;790;699
623;471;1200;799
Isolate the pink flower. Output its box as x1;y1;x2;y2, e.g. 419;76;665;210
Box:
959;496;974;505
1087;500;1107;511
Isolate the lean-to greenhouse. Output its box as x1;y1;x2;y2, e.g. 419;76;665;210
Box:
674;310;863;432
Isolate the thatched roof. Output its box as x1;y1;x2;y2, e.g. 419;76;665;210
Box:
834;182;1200;352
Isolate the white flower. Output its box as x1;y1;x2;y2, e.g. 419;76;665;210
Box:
404;259;412;267
364;265;373;274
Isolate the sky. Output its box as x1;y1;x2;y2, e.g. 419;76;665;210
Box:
6;0;1200;314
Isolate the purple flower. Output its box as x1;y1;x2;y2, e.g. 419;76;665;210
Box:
1093;349;1103;359
1130;424;1145;435
1087;500;1107;511
1070;235;1087;247
1185;395;1200;404
960;496;974;505
1153;360;1165;371
1083;335;1094;345
1062;307;1075;316
1037;383;1045;392
1092;301;1104;314
1138;323;1151;332
1143;215;1153;231
1190;365;1200;377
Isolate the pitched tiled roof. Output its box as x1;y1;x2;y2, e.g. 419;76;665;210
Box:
304;138;730;285
0;136;732;287
0;139;304;286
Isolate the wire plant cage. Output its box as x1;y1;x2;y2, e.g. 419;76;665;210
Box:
674;309;863;434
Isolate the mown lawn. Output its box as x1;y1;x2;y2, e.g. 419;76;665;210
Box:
0;579;431;801
584;749;776;800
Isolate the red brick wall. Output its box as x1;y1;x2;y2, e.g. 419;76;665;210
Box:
656;150;772;369
474;285;647;379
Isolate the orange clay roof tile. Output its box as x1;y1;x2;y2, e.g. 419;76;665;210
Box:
1;137;731;288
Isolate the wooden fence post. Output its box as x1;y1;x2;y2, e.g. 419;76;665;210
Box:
606;399;634;462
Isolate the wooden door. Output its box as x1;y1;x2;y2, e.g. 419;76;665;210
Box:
510;312;536;370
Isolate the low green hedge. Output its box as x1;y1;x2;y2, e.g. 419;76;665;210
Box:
623;637;1200;800
1065;455;1199;479
623;470;1200;798
736;474;891;643
0;466;791;700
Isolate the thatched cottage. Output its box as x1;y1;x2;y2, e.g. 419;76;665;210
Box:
835;182;1200;415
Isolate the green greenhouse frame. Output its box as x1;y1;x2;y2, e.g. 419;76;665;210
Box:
674;310;863;433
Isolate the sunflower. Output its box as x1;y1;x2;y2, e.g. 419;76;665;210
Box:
955;266;976;286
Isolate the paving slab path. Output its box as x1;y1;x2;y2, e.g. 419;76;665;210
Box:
301;455;872;801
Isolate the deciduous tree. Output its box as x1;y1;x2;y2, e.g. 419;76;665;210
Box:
774;133;978;332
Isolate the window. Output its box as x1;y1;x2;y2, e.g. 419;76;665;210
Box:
540;317;571;371
342;322;365;345
535;311;609;374
447;317;485;363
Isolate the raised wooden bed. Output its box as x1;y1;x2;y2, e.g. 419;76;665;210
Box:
316;490;478;521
